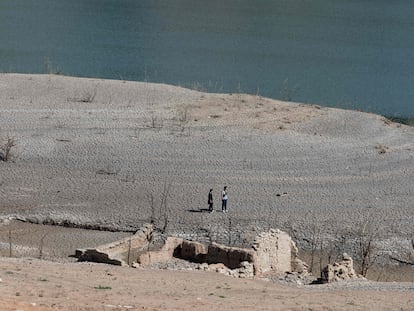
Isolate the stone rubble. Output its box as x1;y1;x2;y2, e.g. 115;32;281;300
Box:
321;253;364;283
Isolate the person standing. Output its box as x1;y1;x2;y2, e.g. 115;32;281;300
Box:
208;188;214;213
221;186;228;213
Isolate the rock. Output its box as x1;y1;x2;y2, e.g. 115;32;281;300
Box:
208;263;227;272
342;253;352;261
197;263;209;270
237;261;254;278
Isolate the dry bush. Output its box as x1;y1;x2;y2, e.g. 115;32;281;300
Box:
354;216;382;277
0;137;17;162
150;114;163;129
300;223;343;273
80;88;97;103
68;87;97;103
175;106;190;133
146;179;173;234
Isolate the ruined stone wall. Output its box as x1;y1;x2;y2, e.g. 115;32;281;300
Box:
252;229;294;274
76;223;153;265
206;243;256;269
138;238;210;266
138;237;183;266
77;226;307;278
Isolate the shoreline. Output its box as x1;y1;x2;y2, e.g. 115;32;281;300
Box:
3;72;414;120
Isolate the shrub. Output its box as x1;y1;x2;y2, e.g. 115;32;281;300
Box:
0;137;16;162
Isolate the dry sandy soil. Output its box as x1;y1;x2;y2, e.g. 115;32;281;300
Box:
0;257;413;311
0;74;413;310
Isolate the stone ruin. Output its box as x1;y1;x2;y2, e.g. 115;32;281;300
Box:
76;224;309;278
76;225;367;283
320;253;364;283
75;223;153;266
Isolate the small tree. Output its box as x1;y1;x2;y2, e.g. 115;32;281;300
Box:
355;218;380;277
146;178;173;234
159;179;173;233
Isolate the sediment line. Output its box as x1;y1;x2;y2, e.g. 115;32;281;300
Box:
5;216;137;233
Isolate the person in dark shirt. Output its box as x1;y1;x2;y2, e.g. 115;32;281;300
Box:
208;188;214;213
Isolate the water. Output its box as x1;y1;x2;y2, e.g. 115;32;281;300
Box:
1;0;414;117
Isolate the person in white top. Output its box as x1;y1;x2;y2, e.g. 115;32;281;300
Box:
221;186;228;213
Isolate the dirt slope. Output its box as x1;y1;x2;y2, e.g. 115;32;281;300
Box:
1;257;413;311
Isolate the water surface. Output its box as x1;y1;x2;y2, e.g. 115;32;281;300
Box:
1;0;414;117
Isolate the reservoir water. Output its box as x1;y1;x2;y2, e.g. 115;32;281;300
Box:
1;0;413;117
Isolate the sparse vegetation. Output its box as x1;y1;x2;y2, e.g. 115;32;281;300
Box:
69;87;97;103
384;116;414;126
147;178;173;234
174;105;190;133
0;136;17;162
94;285;112;290
148;112;163;129
79;88;97;103
350;215;382;277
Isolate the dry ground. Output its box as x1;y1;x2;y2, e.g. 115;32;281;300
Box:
0;74;413;310
1;257;413;311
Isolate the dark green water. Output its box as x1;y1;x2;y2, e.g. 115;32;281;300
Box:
1;0;414;117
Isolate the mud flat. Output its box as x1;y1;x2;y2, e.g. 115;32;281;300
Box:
0;74;413;278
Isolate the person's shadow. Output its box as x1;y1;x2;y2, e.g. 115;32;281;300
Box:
187;208;210;213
